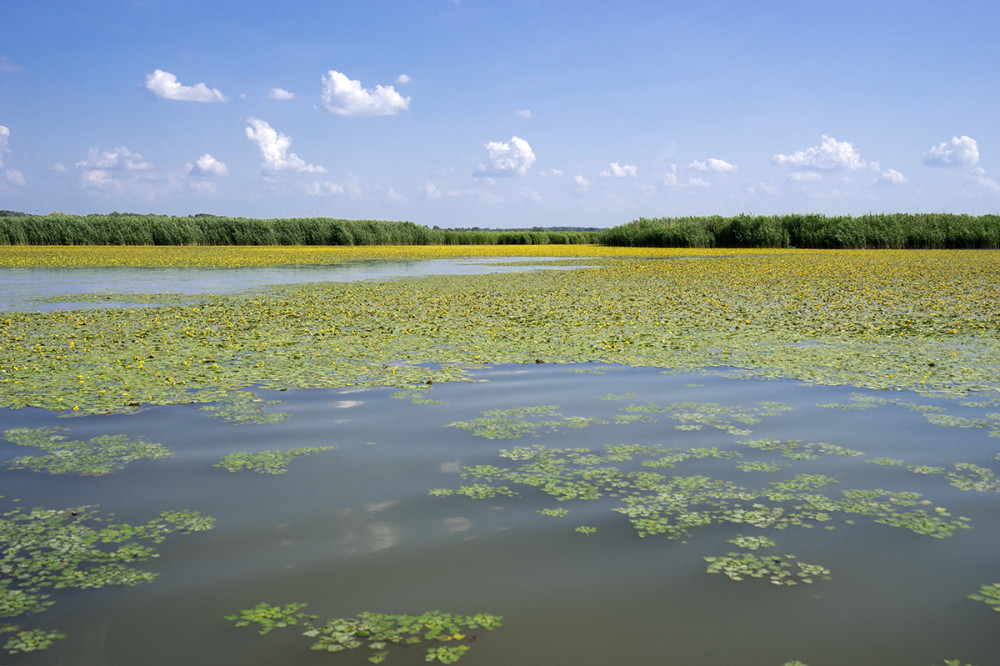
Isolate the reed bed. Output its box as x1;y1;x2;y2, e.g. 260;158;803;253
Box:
599;213;1000;249
0;214;598;247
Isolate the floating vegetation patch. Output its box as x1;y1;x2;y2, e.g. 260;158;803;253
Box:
3;426;171;475
392;385;444;405
215;446;337;474
0;500;213;655
618;400;793;435
3;250;1000;416
444;405;608;439
226;603;502;664
968;583;1000;612
432;441;976;583
704;551;831;585
198;390;289;424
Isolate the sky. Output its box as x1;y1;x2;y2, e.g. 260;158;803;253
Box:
1;1;999;229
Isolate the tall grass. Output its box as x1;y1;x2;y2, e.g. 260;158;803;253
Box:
0;214;599;246
600;214;1000;249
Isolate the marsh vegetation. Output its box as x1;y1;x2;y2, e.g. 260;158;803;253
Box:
1;245;998;664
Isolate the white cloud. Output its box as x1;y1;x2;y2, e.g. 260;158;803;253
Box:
51;163;68;172
971;167;1000;193
5;169;25;186
924;135;979;166
396;74;411;84
188;153;228;177
663;164;711;189
425;181;442;200
0;125;9;168
539;168;563;176
269;87;295;100
75;146;152;171
689;158;737;172
600;162;637;177
244;118;326;173
516;109;532;118
773;134;867;170
475;136;535;176
875;168;905;185
788;171;822;182
144;69;226;102
573;175;591;191
305;181;345;196
321;70;411;117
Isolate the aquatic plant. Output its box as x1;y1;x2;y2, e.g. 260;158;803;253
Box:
215;446;336;474
445;405;608;439
968;583;1000;612
226;603;501;663
0;499;213;655
198;390;289;424
3;426;171;475
704;552;830;585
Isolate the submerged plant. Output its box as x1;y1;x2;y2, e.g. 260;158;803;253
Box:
3;426;171;475
215;446;336;474
0;499;213;655
226;603;501;663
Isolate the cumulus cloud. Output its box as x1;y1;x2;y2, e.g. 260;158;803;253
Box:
269;87;295;100
600;162;638;177
689;158;737;172
475;136;535;176
663;164;711;189
188;153;228;177
144;69;226;102
924;135;979;166
321;70;410;117
573;175;591;191
244;118;326;173
875;168;905;185
773;134;867;170
72;145;181;199
396;74;411;84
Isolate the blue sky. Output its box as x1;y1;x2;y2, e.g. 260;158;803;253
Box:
1;1;998;228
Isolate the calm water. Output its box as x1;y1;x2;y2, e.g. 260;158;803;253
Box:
2;364;999;666
0;257;591;312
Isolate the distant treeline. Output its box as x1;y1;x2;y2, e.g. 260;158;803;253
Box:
599;214;1000;249
0;213;598;246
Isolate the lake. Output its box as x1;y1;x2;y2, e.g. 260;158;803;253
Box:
1;257;999;665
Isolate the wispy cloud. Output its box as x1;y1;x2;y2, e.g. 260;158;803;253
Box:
268;87;295;100
144;69;226;102
475;136;536;176
321;70;410;117
244;118;326;173
0;56;21;73
516;109;532;118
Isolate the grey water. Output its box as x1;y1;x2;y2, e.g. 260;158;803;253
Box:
2;364;999;666
0;257;591;312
